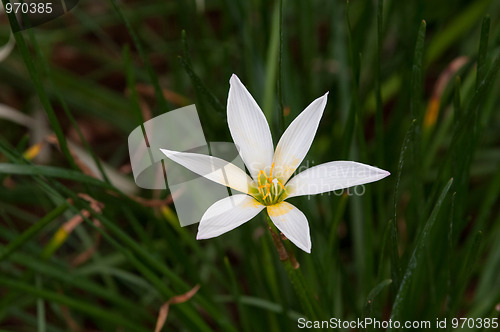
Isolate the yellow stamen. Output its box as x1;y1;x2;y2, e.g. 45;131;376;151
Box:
252;166;287;206
269;162;275;178
258;170;265;184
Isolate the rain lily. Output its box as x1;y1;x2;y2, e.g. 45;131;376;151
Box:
160;74;389;253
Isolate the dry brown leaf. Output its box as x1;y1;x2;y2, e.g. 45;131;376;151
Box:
424;56;468;128
128;194;173;207
154;285;201;332
46;134;97;178
71;219;102;267
135;84;191;107
50;194;105;265
60;302;82;332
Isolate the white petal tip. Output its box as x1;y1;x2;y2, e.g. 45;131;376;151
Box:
160;148;180;161
316;92;329;106
230;74;240;84
286;238;311;253
372;167;390;180
159;148;172;156
294;243;311;253
317;92;329;100
196;230;212;240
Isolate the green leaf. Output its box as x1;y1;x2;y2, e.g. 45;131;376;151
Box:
476;16;490;89
178;30;225;117
263;1;280;126
1;6;77;170
389;178;454;323
0;204;68;262
108;0;170;114
0;163;113;189
426;0;492;64
363;279;392;317
0;276;150;332
390;119;416;290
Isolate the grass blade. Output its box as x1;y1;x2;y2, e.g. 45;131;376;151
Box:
0;204;67;262
0;276;149;332
476;15;490;89
389;178;454;323
363;279;392;318
107;0;170;114
263;2;280;126
1;3;77;170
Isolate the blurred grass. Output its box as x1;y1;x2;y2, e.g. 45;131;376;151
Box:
1;0;500;331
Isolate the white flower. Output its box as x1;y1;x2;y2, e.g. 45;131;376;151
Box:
160;74;390;253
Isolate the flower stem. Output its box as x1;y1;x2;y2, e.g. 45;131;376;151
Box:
266;216;320;320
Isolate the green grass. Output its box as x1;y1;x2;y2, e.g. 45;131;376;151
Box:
1;0;500;331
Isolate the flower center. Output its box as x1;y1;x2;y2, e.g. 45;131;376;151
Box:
251;163;287;206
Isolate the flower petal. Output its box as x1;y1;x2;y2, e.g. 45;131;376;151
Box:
267;201;311;253
160;148;253;194
273;93;328;183
228;74;274;180
197;195;265;239
285;161;390;198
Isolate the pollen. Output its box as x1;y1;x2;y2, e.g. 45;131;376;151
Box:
252;163;287;206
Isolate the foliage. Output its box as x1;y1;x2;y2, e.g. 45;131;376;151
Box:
1;0;500;330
